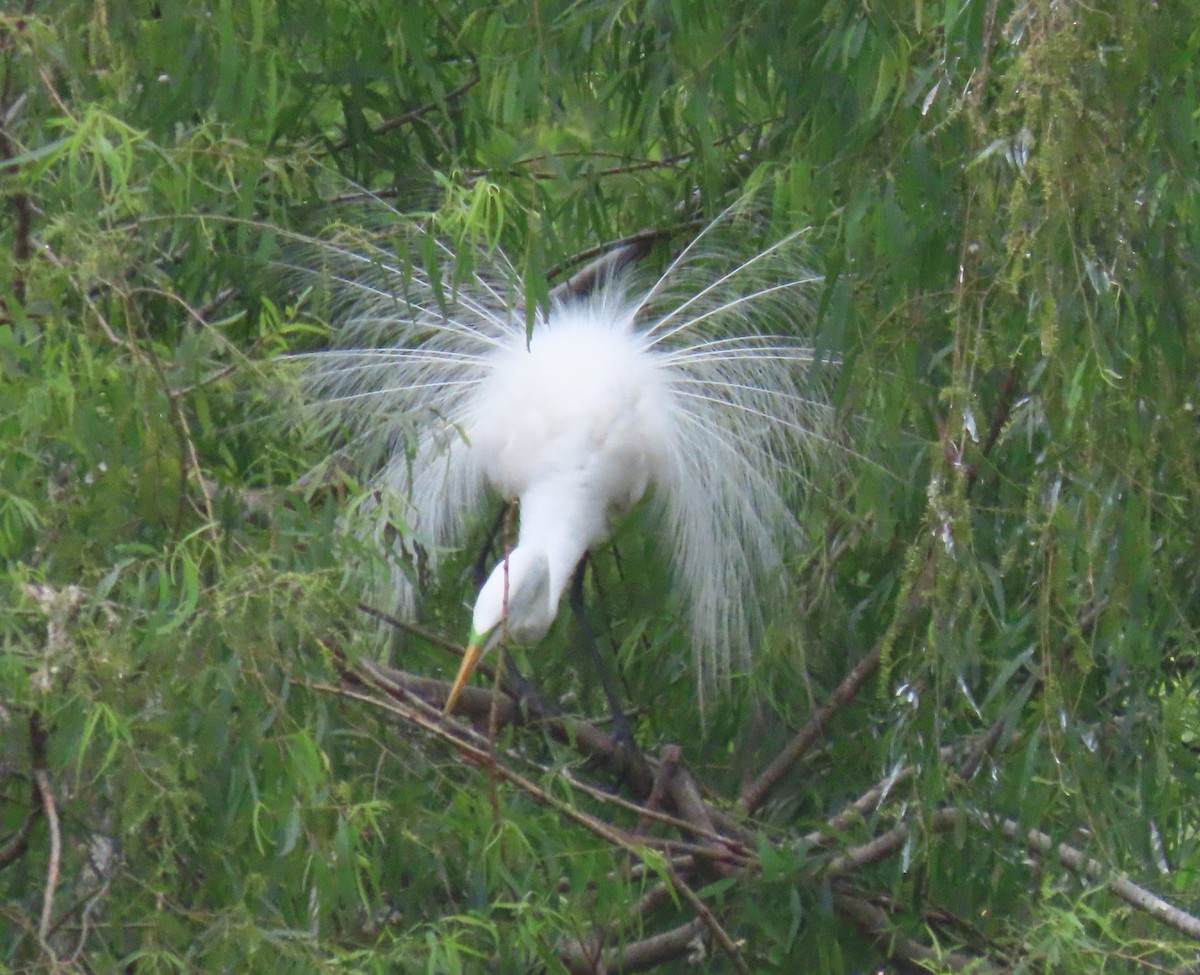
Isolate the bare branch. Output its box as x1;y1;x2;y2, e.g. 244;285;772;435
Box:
549;231;669;297
985;815;1200;942
355;604;467;660
353;658;653;791
0;809;36;870
658;745;743;874
737;639;884;814
825;809;961;877
738;546;939;814
33;769;59;945
563;918;707;974
354;659;519;725
656;860;751;975
833;888;1002;975
333;64;481;152
318;676;751;972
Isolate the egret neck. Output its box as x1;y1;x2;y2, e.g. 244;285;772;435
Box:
443;471;625;714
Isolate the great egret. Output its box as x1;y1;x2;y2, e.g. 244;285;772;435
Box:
289;195;832;714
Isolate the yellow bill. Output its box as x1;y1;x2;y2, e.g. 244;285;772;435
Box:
443;640;483;715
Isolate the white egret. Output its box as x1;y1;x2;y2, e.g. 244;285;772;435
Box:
289;195;832;714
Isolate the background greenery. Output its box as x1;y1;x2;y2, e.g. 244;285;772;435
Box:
3;0;1199;971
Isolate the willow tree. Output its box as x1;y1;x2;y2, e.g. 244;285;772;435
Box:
2;1;1198;972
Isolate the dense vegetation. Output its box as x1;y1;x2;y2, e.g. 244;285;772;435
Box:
3;1;1199;971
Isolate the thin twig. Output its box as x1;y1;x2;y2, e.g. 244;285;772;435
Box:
33;769;60;944
564;766;749;859
464;114;785;188
356;603;469;659
659;860;751;975
0;809;37;870
63;873;112;965
333;64;481;151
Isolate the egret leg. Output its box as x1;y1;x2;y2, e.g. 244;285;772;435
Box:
471;504;510;588
568;561;635;748
496;651;542;720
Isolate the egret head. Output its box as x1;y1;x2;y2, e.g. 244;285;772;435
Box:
443;546;553;714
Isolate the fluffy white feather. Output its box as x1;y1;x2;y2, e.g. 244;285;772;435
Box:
288;195;832;692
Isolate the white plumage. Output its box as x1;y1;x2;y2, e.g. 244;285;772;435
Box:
467;291;671;642
288;195;831;709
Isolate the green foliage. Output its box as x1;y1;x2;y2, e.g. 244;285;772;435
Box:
3;0;1199;972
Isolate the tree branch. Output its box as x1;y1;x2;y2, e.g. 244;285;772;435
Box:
352;658;654;792
984;815;1200;942
548;226;685;290
1;711;47;872
333;64;481;152
330;658;1200;971
33;768;59;946
737;639;884;814
833;887;1002;975
656;745;742;875
563;918;707;975
317;675;752;972
657;860;750;975
738;546;938;815
824;809;961;877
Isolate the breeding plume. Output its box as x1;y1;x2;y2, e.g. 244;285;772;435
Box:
289;196;831;711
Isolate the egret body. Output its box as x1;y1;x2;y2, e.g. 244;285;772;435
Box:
295;198;830;712
448;293;674;709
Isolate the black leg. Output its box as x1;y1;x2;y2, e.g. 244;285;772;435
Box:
568;559;635;748
472;503;510;588
497;650;539;720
